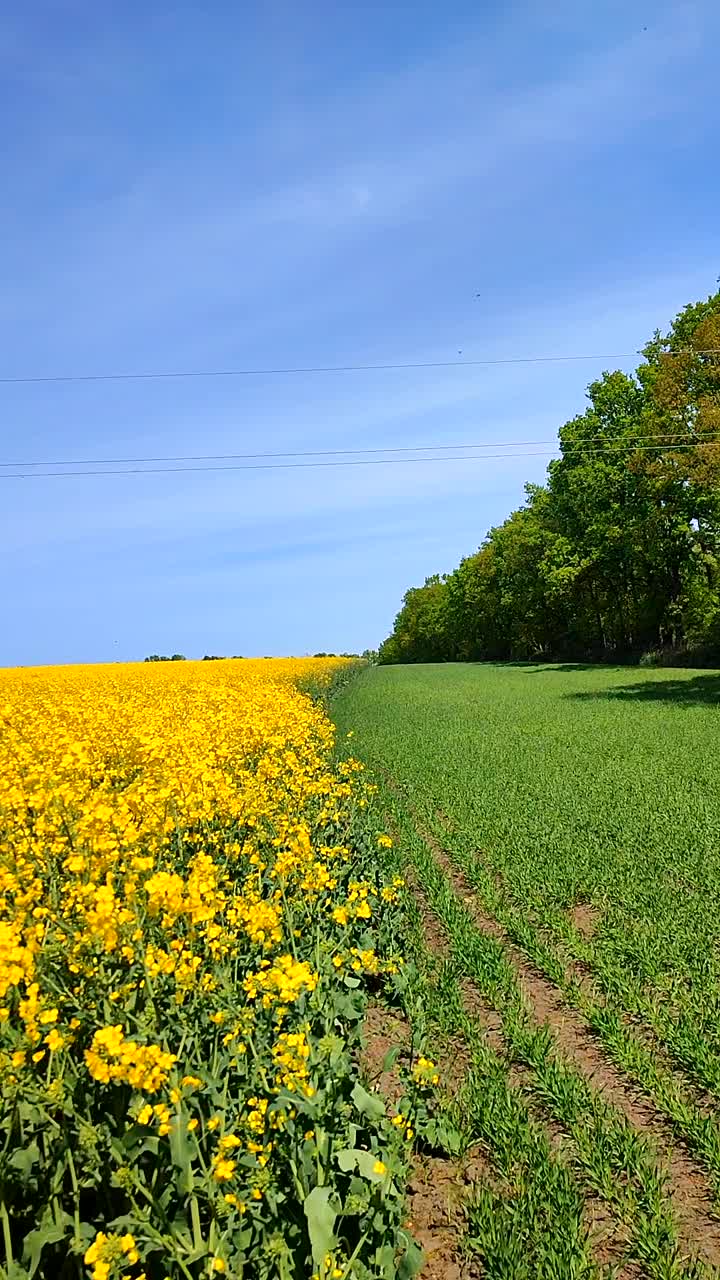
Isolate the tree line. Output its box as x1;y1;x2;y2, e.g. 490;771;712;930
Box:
379;286;720;666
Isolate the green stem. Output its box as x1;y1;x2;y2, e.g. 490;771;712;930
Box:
0;1200;13;1270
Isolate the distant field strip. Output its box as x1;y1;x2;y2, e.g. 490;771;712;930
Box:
334;662;720;1276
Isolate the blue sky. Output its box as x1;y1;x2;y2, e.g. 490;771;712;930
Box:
2;0;719;665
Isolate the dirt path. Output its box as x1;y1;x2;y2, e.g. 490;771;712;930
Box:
361;1002;482;1279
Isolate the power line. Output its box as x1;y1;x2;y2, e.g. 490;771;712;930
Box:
2;438;718;480
0;430;713;471
1;348;718;387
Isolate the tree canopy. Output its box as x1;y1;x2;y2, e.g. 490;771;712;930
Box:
379;286;720;666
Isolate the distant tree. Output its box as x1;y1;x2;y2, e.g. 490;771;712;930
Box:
378;575;453;664
378;284;720;666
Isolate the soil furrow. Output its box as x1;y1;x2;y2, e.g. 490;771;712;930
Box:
361;1000;481;1278
412;813;720;1269
406;863;642;1276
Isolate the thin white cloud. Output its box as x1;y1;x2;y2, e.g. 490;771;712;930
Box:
3;0;715;345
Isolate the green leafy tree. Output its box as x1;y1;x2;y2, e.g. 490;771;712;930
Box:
379;285;720;665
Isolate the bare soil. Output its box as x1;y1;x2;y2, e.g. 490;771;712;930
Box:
361;999;481;1277
570;901;600;940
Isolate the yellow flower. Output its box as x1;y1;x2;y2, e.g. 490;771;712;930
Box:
212;1157;237;1182
373;1160;387;1176
85;1025;176;1092
120;1234;140;1263
210;1260;226;1274
45;1028;64;1052
83;1230;139;1280
412;1055;440;1086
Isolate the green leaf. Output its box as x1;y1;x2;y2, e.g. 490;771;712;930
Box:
6;1263;30;1280
169;1113;196;1193
381;1045;401;1073
23;1220;68;1276
336;1148;358;1173
355;1151;387;1183
351;1081;385;1120
376;1242;398;1278
423;1117;463;1155
337;1147;390;1182
10;1142;40;1179
397;1237;425;1279
304;1186;337;1266
107;1213;139;1232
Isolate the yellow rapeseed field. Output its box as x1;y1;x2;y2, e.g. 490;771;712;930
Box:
0;659;426;1280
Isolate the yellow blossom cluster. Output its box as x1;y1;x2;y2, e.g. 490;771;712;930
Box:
85;1024;177;1091
84;1231;141;1280
0;655;414;1277
272;1028;313;1094
243;954;319;1008
412;1055;441;1086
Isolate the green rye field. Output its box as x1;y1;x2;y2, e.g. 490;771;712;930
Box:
334;663;720;1279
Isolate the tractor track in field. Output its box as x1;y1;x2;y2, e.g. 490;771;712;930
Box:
435;812;720;1124
434;812;720;1129
552;930;720;1126
361;1000;483;1280
402;859;642;1276
425;828;720;1269
385;784;720;1274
